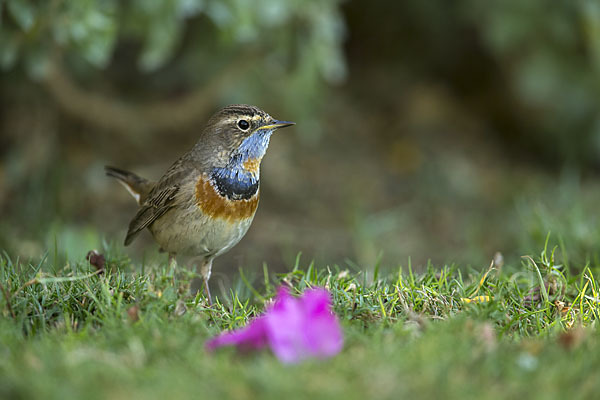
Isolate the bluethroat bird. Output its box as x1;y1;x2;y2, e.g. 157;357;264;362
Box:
105;104;294;304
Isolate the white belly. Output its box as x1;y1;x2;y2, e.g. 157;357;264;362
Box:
148;206;255;257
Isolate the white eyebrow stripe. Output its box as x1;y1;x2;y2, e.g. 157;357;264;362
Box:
220;115;268;130
221;114;264;125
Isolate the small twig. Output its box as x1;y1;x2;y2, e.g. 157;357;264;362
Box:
10;278;40;300
6;271;102;303
0;280;16;318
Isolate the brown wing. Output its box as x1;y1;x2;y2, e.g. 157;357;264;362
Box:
123;157;194;246
124;186;179;245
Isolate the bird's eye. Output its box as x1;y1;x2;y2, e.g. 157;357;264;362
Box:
237;120;250;130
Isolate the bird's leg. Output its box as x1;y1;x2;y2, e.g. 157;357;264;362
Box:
200;258;213;305
168;253;177;284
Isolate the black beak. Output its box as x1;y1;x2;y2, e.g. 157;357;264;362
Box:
261;120;295;130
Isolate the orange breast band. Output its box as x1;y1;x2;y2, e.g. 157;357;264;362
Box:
195;175;259;221
242;158;261;174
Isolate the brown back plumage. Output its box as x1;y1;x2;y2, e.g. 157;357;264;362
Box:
121;157;191;246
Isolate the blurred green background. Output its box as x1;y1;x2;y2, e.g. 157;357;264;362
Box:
3;0;600;279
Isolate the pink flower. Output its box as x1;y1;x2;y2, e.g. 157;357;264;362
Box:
206;287;343;363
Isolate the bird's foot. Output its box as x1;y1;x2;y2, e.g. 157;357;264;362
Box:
203;278;213;306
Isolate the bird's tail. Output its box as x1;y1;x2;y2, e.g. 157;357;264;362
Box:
105;166;154;205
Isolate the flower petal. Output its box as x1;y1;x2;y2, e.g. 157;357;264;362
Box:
264;289;308;363
205;316;268;352
264;287;344;363
300;288;344;357
205;286;344;363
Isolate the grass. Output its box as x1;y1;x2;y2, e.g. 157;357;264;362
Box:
0;240;599;400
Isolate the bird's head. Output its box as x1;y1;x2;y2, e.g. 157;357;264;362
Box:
202;104;294;173
197;104;294;200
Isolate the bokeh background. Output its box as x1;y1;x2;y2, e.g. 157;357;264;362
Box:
3;0;600;283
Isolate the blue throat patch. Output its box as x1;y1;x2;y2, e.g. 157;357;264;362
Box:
210;167;258;200
236;129;272;160
210;129;273;200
